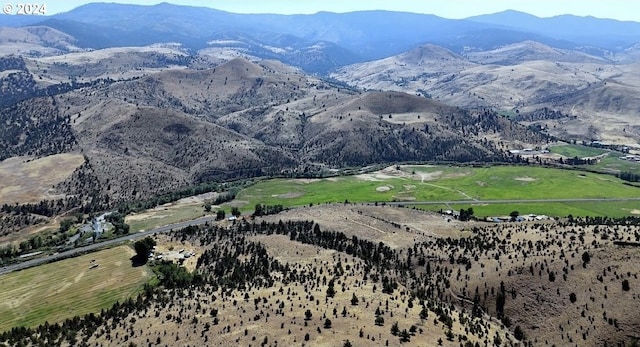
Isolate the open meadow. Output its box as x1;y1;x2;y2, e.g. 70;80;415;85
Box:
0;245;152;331
226;165;640;218
548;144;608;158
549;143;640;174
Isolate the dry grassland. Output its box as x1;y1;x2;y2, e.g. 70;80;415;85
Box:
89;234;504;347
125;198;214;232
4;205;638;346
0;153;84;204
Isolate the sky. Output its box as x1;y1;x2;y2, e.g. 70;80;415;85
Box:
45;0;640;22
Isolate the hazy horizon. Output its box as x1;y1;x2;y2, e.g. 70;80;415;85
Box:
38;0;640;22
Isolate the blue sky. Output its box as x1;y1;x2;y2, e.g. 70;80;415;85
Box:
46;0;640;21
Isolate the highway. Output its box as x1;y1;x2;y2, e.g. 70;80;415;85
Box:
0;215;218;276
2;196;639;275
383;197;640;205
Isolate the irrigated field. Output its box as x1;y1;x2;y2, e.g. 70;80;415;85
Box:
548;144;640;175
0;245;153;332
228;165;640;217
594;155;640;174
411;200;640;219
549;144;607;158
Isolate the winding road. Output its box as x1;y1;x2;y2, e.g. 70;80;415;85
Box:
2;196;640;276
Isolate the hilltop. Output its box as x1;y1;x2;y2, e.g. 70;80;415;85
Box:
2;205;639;347
331;41;640;144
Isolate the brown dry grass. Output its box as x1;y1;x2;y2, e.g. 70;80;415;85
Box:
87;234;504;347
258;204;466;248
0;153;84;204
332;47;640;144
18;205;637;346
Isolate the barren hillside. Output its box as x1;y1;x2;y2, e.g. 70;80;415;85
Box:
0;57;542;204
2;205;638;347
331;41;640;144
0;26;81;56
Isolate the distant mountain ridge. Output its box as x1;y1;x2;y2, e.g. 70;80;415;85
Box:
467;10;640;49
1;3;640;72
331;39;640;144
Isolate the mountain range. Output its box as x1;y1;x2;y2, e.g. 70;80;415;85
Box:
1;2;640;204
1;54;545;204
2;3;640;71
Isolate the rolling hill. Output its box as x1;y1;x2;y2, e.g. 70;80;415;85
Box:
0;56;547;206
331;41;640;144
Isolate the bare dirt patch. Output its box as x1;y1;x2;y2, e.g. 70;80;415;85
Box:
630;209;640;215
258;204;466;248
173;191;218;205
355;173;383;181
514;176;537;182
292;178;320;184
0;153;84;204
272;192;304;198
418;170;443;181
375;186;391;192
153;235;204;272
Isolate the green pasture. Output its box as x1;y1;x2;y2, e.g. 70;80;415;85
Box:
549;144;640;175
549;144;607;158
592;156;640;175
230;165;640;217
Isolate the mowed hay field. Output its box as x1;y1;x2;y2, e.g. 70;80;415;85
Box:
0;246;153;332
231;165;640;217
126;203;210;232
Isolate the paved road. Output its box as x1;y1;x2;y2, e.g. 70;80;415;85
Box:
382;197;640;205
0;215;218;276
2;196;639;275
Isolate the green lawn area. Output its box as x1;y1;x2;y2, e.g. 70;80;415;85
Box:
231;177;402;211
549;144;640;175
549;144;607;158
0;246;153;332
230;165;640;217
592;156;640;175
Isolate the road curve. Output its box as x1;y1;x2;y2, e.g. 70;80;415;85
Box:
2;196;639;275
